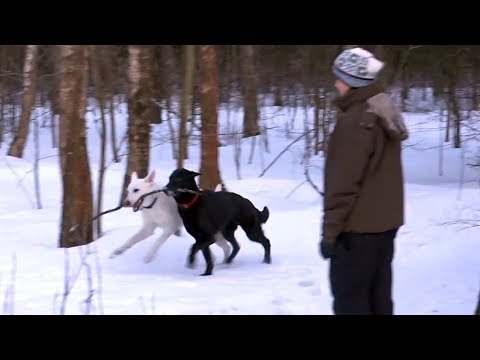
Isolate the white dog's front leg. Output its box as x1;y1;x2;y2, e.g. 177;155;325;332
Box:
214;233;231;264
110;223;155;259
143;227;177;264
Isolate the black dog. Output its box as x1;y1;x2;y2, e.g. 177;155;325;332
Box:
164;168;271;276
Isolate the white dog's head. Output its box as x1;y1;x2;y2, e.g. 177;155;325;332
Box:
124;170;158;212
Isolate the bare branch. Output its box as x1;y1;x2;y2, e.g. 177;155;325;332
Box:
259;130;310;178
2;254;17;315
94;244;104;315
38;154;59;161
2;156;35;209
59;244;95;315
60;248;70;315
305;165;324;197
285;180;308;199
139;296;147;315
79;245;94;315
53;291;59;315
302;99;324;197
151;292;156;315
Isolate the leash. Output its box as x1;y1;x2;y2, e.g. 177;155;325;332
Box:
69;204;124;233
69;189;164;233
69;187;202;234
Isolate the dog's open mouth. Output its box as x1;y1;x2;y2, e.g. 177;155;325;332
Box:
133;199;143;212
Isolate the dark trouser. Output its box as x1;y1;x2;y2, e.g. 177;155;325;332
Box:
329;228;397;315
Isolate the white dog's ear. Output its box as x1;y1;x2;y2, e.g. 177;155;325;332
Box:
131;171;138;180
145;169;156;183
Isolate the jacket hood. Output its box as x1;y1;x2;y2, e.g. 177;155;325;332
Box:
333;84;409;142
366;93;409;141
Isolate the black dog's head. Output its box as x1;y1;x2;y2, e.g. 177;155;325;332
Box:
164;168;201;197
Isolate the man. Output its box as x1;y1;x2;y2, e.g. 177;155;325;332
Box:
319;47;409;315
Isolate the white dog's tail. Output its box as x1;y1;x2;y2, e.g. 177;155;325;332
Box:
214;182;227;192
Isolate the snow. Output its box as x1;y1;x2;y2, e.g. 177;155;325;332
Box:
0;103;479;315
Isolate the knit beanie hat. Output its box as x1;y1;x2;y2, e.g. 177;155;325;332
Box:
332;47;385;88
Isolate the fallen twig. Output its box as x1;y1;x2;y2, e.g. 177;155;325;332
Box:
438;219;480;231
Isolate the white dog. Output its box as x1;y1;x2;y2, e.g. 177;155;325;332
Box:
110;169;230;264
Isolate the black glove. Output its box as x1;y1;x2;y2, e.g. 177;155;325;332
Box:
319;239;336;259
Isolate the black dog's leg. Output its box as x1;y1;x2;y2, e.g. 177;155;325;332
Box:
223;224;240;264
200;247;213;276
244;224;272;264
199;237;215;276
187;242;201;269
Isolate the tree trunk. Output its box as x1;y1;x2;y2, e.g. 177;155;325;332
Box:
448;76;461;149
109;96;119;163
198;45;222;191
240;45;260;138
33;112;42;209
150;47;162;124
90;45;108;238
0;93;4;147
274;85;283;106
48;75;61;117
161;45;176;159
454;106;461;149
7;45;38;158
58;45;93;248
322;93;333;154
9;96;17;136
119;45;153;205
178;45;195;167
401;66;409;112
165;96;178;160
373;45;388;88
471;53;479;111
445;97;450;143
313;86;321;155
50;112;57;149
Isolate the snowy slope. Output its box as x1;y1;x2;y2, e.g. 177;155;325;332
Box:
0;103;478;315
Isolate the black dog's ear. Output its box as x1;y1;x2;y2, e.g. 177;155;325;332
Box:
187;170;202;178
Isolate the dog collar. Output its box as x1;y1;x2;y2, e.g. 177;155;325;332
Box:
178;193;200;209
142;196;158;209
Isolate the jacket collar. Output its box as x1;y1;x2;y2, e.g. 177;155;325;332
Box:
333;83;385;112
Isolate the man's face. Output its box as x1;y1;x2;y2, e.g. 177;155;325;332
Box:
335;79;350;96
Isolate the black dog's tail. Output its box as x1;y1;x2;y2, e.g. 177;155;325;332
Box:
258;206;270;224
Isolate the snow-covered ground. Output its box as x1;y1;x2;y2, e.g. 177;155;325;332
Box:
0;103;478;315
